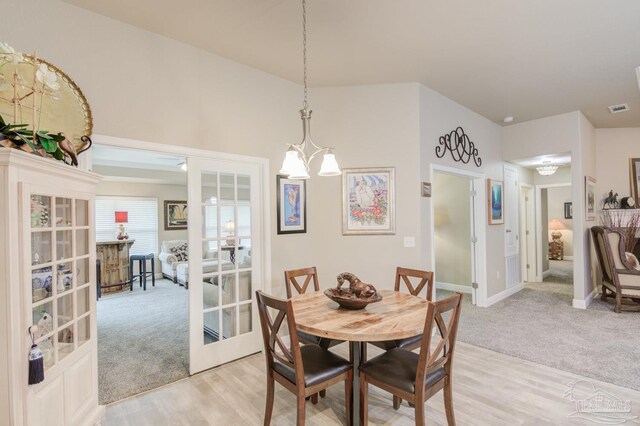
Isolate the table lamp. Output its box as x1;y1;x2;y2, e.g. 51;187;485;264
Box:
224;220;235;246
115;211;128;240
548;219;566;242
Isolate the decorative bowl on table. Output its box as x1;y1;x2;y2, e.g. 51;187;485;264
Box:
323;272;383;310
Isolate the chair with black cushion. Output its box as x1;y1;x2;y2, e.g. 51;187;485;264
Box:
284;267;345;403
256;290;353;426
360;292;463;425
370;267;434;352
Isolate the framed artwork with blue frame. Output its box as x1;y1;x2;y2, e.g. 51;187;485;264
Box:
277;175;306;234
487;179;504;225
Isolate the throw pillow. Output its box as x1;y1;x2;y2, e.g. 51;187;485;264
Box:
170;243;189;262
624;252;640;270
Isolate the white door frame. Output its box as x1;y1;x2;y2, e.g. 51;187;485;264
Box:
430;164;488;307
519;183;536;282
89;134;272;371
535;183;571;282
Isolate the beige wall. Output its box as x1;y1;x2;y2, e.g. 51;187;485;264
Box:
420;85;511;299
433;173;472;286
503;111;597;304
595;128;640;202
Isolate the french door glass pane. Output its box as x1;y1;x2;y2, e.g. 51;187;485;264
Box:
239;303;252;335
56;262;74;294
77;258;90;286
57;293;73;327
202;206;218;238
32;231;52;264
77;286;90;316
237;175;250;203
222;307;236;338
31;195;51;228
77;316;90;347
203;276;220;309
220;173;234;202
221;274;236;306
204;310;219;344
238;272;252;302
202;172;218;204
57;325;74;361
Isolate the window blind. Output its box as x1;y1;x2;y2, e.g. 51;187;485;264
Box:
96;196;159;256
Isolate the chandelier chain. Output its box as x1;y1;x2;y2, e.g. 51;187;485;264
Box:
302;0;308;110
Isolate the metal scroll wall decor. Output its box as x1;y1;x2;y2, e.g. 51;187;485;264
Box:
435;127;482;167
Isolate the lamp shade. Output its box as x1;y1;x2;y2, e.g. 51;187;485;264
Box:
224;220;235;234
318;152;342;176
279;149;300;176
548;219;566;230
114;211;128;223
287;155;310;180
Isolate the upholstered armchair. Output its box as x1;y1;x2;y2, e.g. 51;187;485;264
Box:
591;226;640;313
158;240;188;282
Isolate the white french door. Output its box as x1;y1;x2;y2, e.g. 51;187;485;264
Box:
187;157;263;374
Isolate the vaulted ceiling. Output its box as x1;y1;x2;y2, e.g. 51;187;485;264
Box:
63;0;640;128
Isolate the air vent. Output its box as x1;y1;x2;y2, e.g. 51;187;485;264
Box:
608;103;630;114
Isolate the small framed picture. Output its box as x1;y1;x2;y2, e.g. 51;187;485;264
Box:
487;179;504;225
564;202;573;219
164;200;188;230
277;176;306;234
342;167;395;235
421;182;432;198
585;176;596;221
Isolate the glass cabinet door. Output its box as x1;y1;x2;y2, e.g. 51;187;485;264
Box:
29;194;92;371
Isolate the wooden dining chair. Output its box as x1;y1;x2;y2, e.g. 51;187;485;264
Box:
370;267;434;351
360;292;463;426
256;290;353;426
284;267;343;348
284;267;345;402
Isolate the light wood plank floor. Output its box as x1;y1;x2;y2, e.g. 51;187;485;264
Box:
102;342;640;425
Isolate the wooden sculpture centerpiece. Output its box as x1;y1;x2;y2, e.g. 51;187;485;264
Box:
324;272;382;310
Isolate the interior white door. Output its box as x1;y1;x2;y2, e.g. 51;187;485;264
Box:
520;186;536;282
469;179;478;305
504;165;520;287
187;157;263;374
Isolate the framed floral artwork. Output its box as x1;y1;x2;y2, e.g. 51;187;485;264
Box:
342;167;395;235
585;176;596;221
487;179;504;225
277;176;306;234
164;200;188;230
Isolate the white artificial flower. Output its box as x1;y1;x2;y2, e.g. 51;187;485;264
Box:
0;42;24;64
36;63;59;91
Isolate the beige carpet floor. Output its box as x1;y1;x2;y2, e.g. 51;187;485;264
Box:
97;279;189;404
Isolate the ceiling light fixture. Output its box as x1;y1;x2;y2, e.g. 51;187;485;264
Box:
536;161;558;176
503;116;514;123
279;0;341;180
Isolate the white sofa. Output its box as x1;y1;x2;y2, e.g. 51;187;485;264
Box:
158;240;188;282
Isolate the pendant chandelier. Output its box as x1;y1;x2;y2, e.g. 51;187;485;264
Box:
279;0;341;180
536;161;558;176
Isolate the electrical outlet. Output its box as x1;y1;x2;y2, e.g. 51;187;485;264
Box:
404;237;415;248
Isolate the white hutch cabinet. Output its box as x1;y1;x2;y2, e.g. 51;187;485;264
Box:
0;149;103;426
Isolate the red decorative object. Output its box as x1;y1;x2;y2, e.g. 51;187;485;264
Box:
114;211;128;223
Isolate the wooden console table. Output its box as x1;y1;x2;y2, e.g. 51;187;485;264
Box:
96;240;135;294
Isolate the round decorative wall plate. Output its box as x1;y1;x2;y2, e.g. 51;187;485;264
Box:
0;55;93;153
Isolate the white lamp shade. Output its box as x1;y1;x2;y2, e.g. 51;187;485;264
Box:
287;155;310;179
279;150;300;175
224;220;235;233
318;153;342;176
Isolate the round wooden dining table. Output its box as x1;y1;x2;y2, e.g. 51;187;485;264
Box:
291;289;429;426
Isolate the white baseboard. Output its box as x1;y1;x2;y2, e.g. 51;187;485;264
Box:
572;287;597;309
486;283;524;307
435;281;473;294
564;256;574;260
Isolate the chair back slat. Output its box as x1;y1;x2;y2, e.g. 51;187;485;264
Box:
591;226;629;291
416;293;462;388
284;266;320;299
256;290;303;379
395;267;434;300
